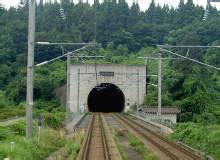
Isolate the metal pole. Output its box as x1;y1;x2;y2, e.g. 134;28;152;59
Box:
77;69;80;113
66;54;70;117
158;53;162;116
137;69;140;112
26;0;36;138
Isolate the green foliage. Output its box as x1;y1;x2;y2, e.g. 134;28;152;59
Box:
0;107;25;120
64;132;84;159
176;91;210;121
0;0;219;126
41;111;65;129
0;1;219;158
3;60;66;104
0;129;66;160
34;60;66;101
34;99;61;112
0;120;26;141
7;121;26;136
170;123;220;159
0;127;12;141
0;91;10;108
114;134;129;160
0;117;66;160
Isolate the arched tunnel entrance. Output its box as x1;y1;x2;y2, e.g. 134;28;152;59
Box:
87;83;125;112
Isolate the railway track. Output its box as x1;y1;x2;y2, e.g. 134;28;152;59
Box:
114;113;203;160
128;114;161;133
77;113;109;160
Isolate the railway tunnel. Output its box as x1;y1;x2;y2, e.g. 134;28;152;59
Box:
87;83;125;112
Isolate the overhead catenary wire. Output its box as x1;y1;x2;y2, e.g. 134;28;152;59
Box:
138;56;180;60
159;48;220;70
36;46;89;66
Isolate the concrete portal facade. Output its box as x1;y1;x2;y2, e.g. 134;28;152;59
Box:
69;64;146;113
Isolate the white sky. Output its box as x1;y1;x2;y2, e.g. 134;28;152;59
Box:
1;0;220;11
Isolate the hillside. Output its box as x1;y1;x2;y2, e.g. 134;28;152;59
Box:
0;0;220;158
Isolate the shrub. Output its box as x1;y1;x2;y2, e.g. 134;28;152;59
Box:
8;121;25;136
41;111;65;129
0;91;10;108
0;127;12;141
0;108;25;120
0;128;66;160
170;123;220;159
0;151;6;160
34;99;60;112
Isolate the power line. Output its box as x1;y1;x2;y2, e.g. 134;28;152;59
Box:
138;56;180;60
36;46;88;66
160;48;220;70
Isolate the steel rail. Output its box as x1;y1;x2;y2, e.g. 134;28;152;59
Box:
126;114;202;159
77;113;110;160
114;114;178;159
115;114;202;160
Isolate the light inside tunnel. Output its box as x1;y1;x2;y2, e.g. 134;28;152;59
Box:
87;83;125;112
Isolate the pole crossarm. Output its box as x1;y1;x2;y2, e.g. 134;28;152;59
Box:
36;42;101;47
138;56;180;60
159;48;220;70
157;44;220;49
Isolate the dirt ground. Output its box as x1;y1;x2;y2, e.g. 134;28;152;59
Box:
118;135;144;160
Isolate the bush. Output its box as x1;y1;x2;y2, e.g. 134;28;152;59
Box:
0;91;10;109
0;151;6;160
8;121;26;136
41;111;65;129
170;123;220;159
0;107;25;120
0;127;13;141
34;99;60;112
0;128;66;160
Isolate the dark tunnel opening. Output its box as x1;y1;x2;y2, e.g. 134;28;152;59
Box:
87;83;125;112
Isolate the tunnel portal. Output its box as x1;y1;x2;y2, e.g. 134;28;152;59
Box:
87;83;125;112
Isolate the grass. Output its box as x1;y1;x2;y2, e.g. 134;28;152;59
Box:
127;133;157;160
64;132;85;159
170;123;220;160
114;129;157;160
42;131;85;160
0;102;68;159
0;117;86;160
114;133;129;160
0;119;66;160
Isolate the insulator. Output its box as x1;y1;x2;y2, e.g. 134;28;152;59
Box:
20;0;28;5
202;16;207;21
202;9;209;21
59;7;66;20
